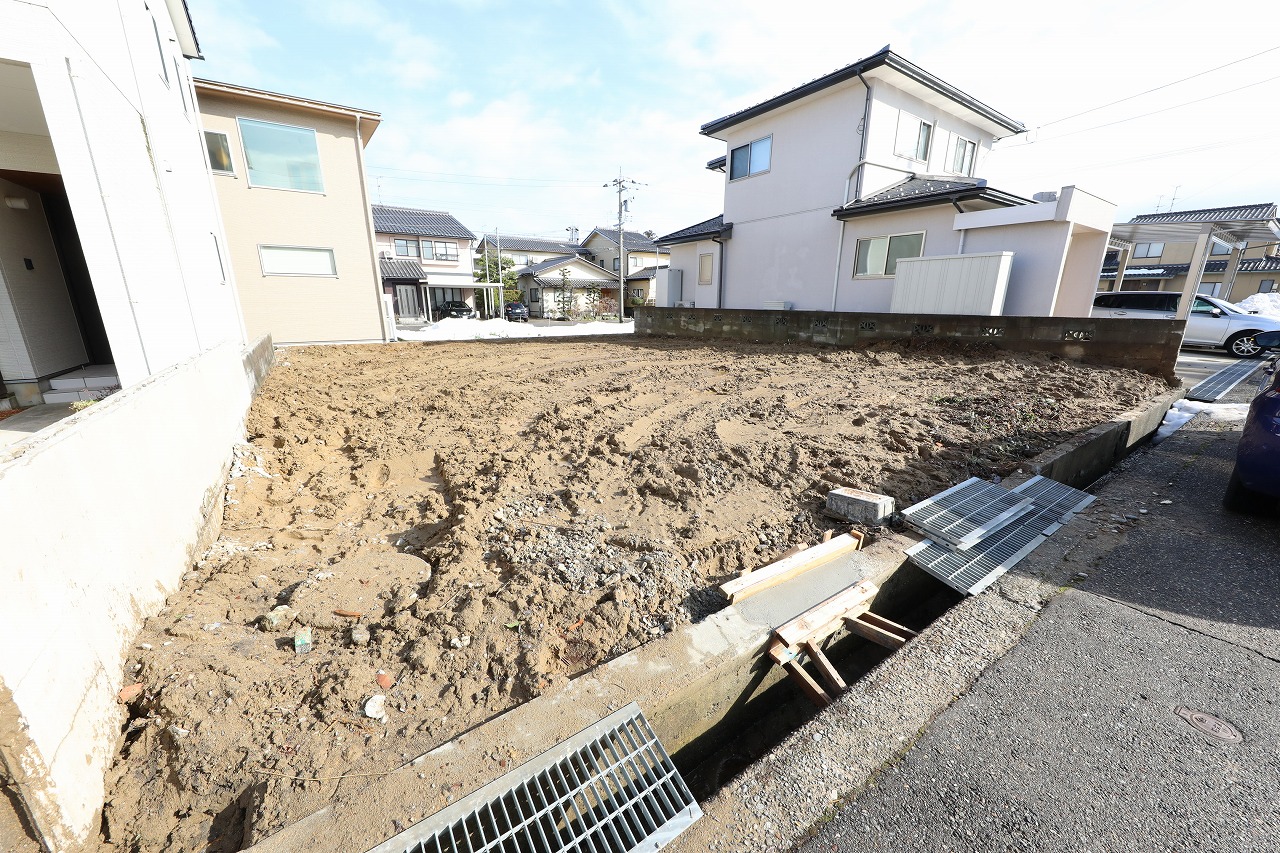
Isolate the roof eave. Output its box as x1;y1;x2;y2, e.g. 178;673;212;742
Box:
832;188;1027;220
700;49;1025;139
194;79;381;125
164;0;202;59
655;222;733;246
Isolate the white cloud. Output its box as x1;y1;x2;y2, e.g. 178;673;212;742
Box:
188;0;278;83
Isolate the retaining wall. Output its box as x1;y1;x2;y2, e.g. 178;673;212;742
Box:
0;336;273;851
635;307;1184;380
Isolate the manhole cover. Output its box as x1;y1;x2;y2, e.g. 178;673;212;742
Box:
1174;706;1242;744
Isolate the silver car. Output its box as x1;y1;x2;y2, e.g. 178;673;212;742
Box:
1091;291;1280;357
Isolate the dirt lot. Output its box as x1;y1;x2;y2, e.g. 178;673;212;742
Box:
99;337;1167;851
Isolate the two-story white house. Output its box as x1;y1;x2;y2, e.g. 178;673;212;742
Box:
373;205;478;321
658;48;1115;319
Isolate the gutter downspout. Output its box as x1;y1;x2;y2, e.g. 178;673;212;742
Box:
952;199;967;254
712;234;727;309
830;72;874;311
354;114;392;342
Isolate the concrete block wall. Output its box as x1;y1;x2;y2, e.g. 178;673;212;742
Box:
635;307;1184;380
0;336;272;850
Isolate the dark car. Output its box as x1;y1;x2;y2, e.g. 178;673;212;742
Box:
1225;330;1280;510
436;300;474;319
504;302;529;322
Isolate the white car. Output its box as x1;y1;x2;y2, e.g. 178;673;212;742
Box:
1091;291;1280;358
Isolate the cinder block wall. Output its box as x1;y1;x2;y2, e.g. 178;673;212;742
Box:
635;308;1183;380
0;336;272;850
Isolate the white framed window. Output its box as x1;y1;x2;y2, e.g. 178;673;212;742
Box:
394;238;420;258
630;256;641;268
1133;242;1164;259
1261;279;1276;294
612;257;620;271
434;241;459;261
204;131;234;175
146;4;169;86
238;118;324;193
511;253;530;265
854;232;925;277
698;253;713;285
729;136;771;180
1210;241;1232;256
259;245;337;277
1195;281;1222;297
950;136;976;175
420;241;434;260
895;113;932;162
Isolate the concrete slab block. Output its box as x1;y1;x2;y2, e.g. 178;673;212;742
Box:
827;487;895;524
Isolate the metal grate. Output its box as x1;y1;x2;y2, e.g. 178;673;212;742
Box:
906;476;1094;595
368;704;700;853
1185;358;1264;402
901;477;1034;550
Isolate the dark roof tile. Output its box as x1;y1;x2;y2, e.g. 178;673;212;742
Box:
1129;203;1277;225
379;258;427;279
654;215;730;245
372;205;476;240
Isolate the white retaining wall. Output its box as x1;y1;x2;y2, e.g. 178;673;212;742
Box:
0;338;268;850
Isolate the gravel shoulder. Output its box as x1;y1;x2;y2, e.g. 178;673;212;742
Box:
96;337;1167;852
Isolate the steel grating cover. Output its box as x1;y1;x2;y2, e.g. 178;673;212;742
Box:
906;476;1095;595
1186;358;1264;402
901;476;1034;550
367;703;700;853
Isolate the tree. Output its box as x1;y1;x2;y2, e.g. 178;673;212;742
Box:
554;268;576;318
474;253;521;304
583;284;601;318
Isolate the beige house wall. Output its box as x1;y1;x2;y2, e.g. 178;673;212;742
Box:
199;90;384;345
1100;239;1279;300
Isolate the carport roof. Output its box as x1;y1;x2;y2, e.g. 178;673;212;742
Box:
1111;203;1280;244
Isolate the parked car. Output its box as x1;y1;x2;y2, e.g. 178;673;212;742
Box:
1224;330;1280;511
504;302;529;322
436;300;474;318
1091;291;1280;357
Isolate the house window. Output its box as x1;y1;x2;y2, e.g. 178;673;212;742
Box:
895;113;932;162
854;232;925;277
420;241;434;260
530;287;541;302
729;136;771;180
394;238;420;258
259;245;337;276
950;136;976;175
1210;242;1232;256
1133;242;1163;259
613;257;621;271
630;256;641;268
631;288;645;298
1261;280;1276;293
238;118;324;192
146;4;169;86
434;242;459;261
204;131;234;174
511;254;530;265
698;253;713;285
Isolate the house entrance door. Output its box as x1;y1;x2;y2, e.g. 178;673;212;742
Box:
395;284;420;318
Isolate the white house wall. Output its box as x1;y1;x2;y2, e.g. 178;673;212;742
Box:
833;204;961;312
664;240;722;307
0;177;87;380
0;1;243;388
961;219;1072;316
859;80;996;198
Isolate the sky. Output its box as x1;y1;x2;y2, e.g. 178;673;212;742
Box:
189;0;1280;243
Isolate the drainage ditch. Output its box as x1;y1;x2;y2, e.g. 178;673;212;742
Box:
674;561;961;801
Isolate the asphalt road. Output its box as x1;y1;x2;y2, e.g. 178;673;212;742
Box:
802;384;1280;853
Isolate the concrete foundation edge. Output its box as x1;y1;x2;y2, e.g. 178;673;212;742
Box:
0;336;273;852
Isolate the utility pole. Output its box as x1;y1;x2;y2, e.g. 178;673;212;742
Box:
495;228;505;319
604;170;643;323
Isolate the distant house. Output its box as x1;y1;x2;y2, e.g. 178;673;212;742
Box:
625;265;666;306
580;227;668;277
1099;204;1280;302
372;205;478;322
197;79;388;345
514;256;619;319
475;233;587;269
658;47;1114;318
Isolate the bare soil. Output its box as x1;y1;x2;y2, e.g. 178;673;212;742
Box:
98;337;1167;851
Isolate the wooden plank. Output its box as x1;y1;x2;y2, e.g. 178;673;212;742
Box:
720;531;867;603
858;611;919;640
802;641;848;695
774;580;878;648
843;612;916;650
782;660;832;708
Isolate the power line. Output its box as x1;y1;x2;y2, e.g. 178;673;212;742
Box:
999;71;1280;148
366;164;601;185
1038;43;1280;129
